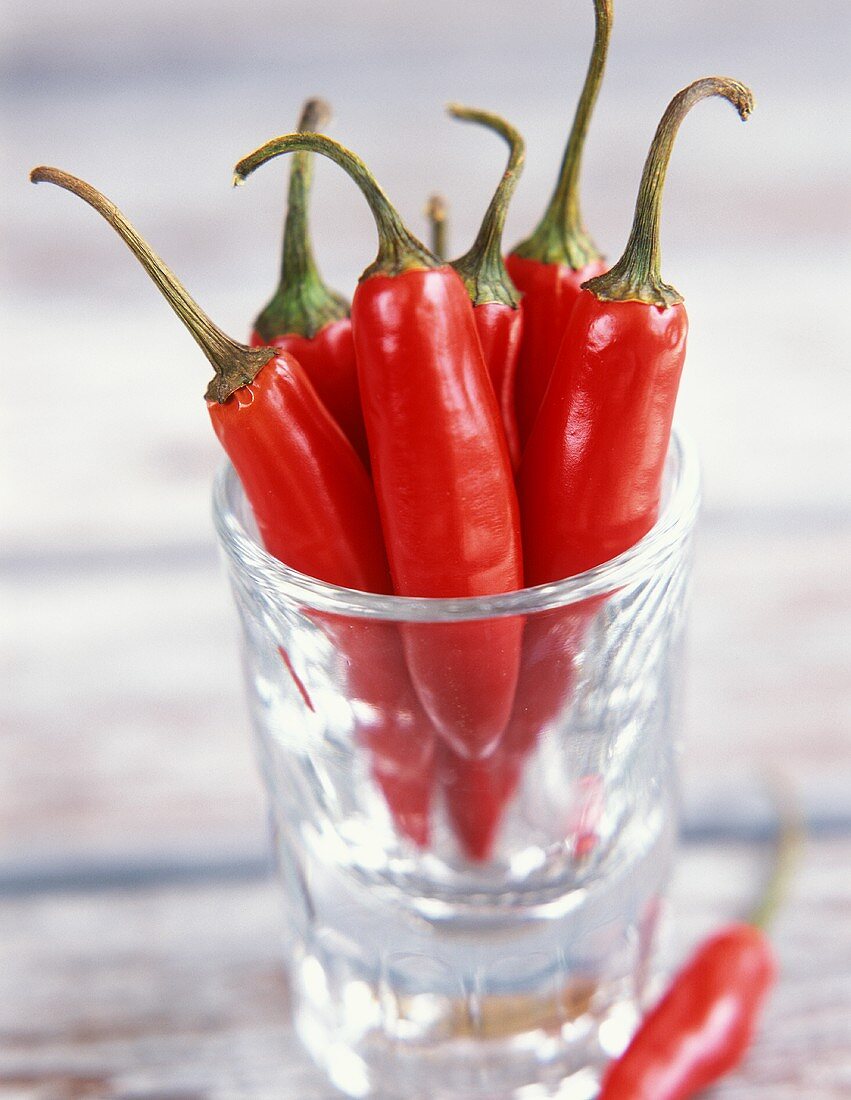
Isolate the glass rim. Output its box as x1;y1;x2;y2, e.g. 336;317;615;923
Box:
212;429;700;622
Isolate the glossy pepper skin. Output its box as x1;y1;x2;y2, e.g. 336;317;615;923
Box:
248;98;369;465
209;353;383;586
249;319;366;467
472;302;524;469
212;359;434;848
352;267;520;605
31;166;435;849
354;266;524;758
429;106;528;848
236;133;524;761
599;924;775;1099
448;104;526;471
521;292;687;584
210;357;435;848
509;0;612;447
468;77;754;856
520;76;753;586
602;783;796;1099
441;603;589;860
507;252;606;444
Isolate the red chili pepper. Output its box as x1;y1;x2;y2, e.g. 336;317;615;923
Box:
448;103;525;471
30;166;435;848
440;602;591;860
599;791;797;1100
435;104;557;856
452;76;754;860
235;133;524;761
248;98;369;467
599;924;775;1100
506;0;611;447
521;76;753;587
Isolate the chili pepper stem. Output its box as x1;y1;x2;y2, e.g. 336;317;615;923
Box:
254;97;349;343
30;166;274;403
448;104;525;308
749;774;804;931
426;193;449;262
235;134;437;280
585;77;754;307
512;0;611;268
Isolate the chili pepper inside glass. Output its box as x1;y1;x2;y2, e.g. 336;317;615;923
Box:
213;431;699;1099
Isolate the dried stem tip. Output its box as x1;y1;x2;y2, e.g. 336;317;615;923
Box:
235;132;437;280
30;165;274;402
584;76;754;307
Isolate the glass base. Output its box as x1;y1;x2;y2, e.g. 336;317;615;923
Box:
273;818;671;1099
295;976;635;1099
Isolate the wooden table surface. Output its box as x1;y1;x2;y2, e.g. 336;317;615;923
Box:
3;1;850;1096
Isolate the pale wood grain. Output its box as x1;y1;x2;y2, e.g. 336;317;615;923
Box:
2;2;849;1092
0;840;848;1099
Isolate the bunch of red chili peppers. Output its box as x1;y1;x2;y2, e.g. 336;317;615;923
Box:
32;1;764;1094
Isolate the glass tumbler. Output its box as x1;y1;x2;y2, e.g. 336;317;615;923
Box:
213;432;699;1100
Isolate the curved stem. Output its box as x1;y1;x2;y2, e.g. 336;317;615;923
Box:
30;166;274;403
254;97;350;342
749;773;804;932
584;77;754;306
235;134;437;280
426;193;449;261
512;0;612;268
448;104;525;308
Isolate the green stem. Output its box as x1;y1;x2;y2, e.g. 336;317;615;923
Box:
448;104;525;308
749;774;804;932
584;77;754;307
426;193;449;261
30;166;274;403
253;98;350;343
235;134;437;280
512;0;612;268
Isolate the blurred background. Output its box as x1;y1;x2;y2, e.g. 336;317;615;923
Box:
2;1;849;1095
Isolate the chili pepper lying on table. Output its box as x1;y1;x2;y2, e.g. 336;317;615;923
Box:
447;103;525;472
248;98;369;466
507;0;612;448
236;133;524;762
599;788;799;1099
449;75;754;861
30;166;436;848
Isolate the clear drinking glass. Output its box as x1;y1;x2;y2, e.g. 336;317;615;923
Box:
213;432;699;1100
